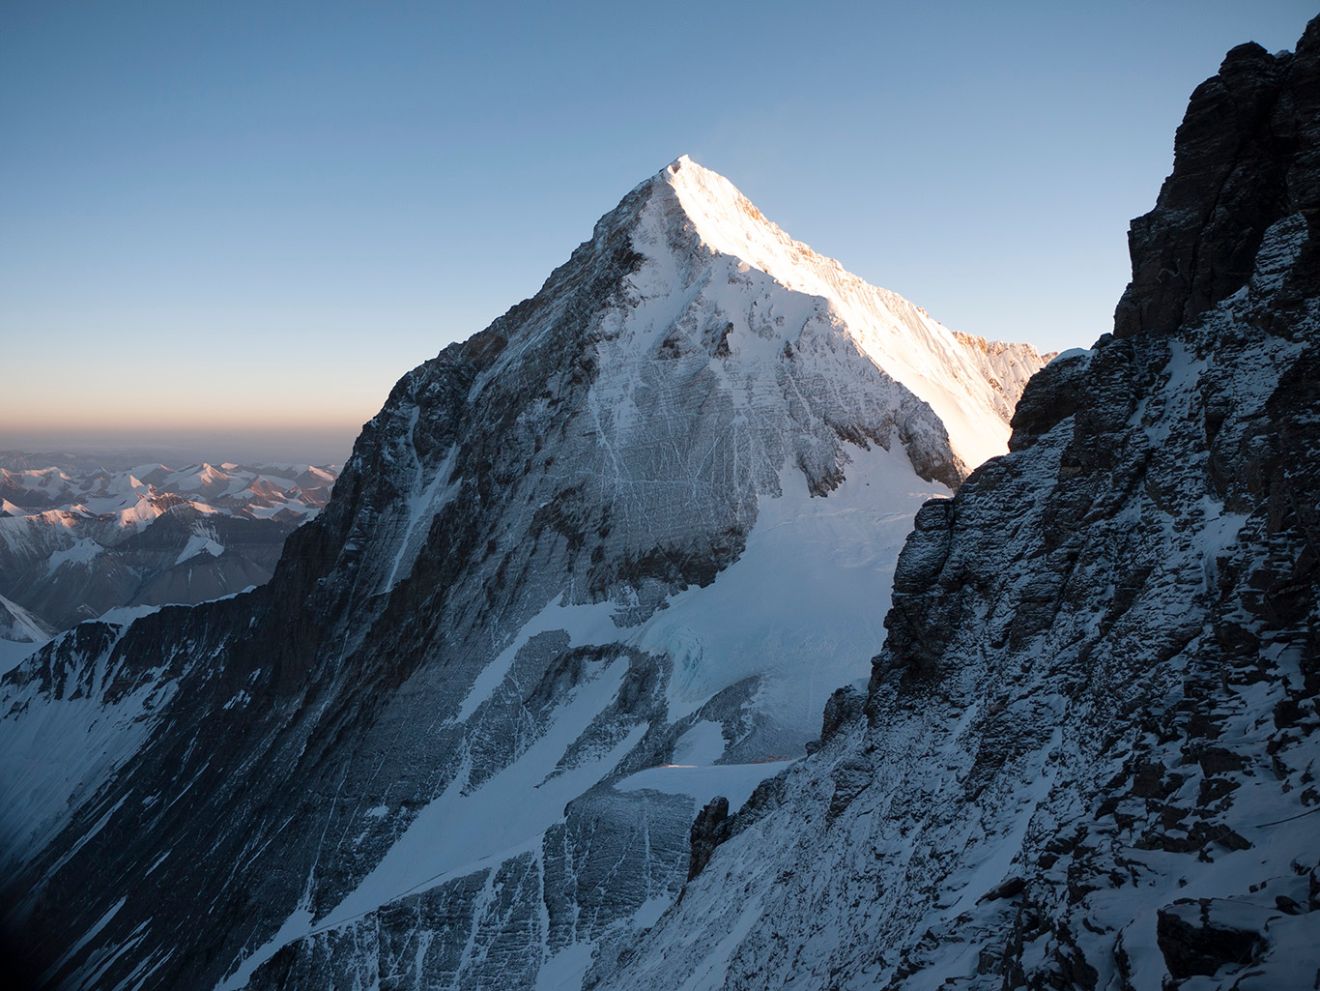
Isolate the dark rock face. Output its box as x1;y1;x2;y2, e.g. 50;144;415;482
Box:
688;797;731;881
1114;21;1320;337
1156;899;1267;979
599;17;1320;991
807;684;864;754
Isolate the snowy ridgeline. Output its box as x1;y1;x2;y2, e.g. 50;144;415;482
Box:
0;154;1048;991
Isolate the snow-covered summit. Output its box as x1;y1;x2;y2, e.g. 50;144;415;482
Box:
1;156;1049;991
638;155;1043;468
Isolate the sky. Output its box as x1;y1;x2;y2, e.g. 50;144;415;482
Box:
1;1;1315;463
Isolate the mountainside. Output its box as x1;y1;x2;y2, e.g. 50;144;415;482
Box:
0;595;53;676
0;159;1044;989
0;459;338;645
598;21;1320;991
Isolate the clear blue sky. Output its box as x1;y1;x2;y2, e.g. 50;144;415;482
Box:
1;1;1314;462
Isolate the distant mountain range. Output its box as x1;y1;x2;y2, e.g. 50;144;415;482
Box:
0;457;338;669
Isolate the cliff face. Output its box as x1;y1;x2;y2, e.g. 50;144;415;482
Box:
1115;25;1320;337
603;19;1320;991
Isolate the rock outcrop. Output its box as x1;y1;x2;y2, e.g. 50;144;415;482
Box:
1114;23;1320;337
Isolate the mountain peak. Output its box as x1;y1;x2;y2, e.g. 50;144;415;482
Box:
649;155;910;321
1;149;1049;991
653;154;790;263
629;155;1043;469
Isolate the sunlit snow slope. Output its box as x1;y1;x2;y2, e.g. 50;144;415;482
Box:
665;156;1042;469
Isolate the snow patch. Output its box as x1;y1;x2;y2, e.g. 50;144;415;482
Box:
175;530;225;566
615;760;793;814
